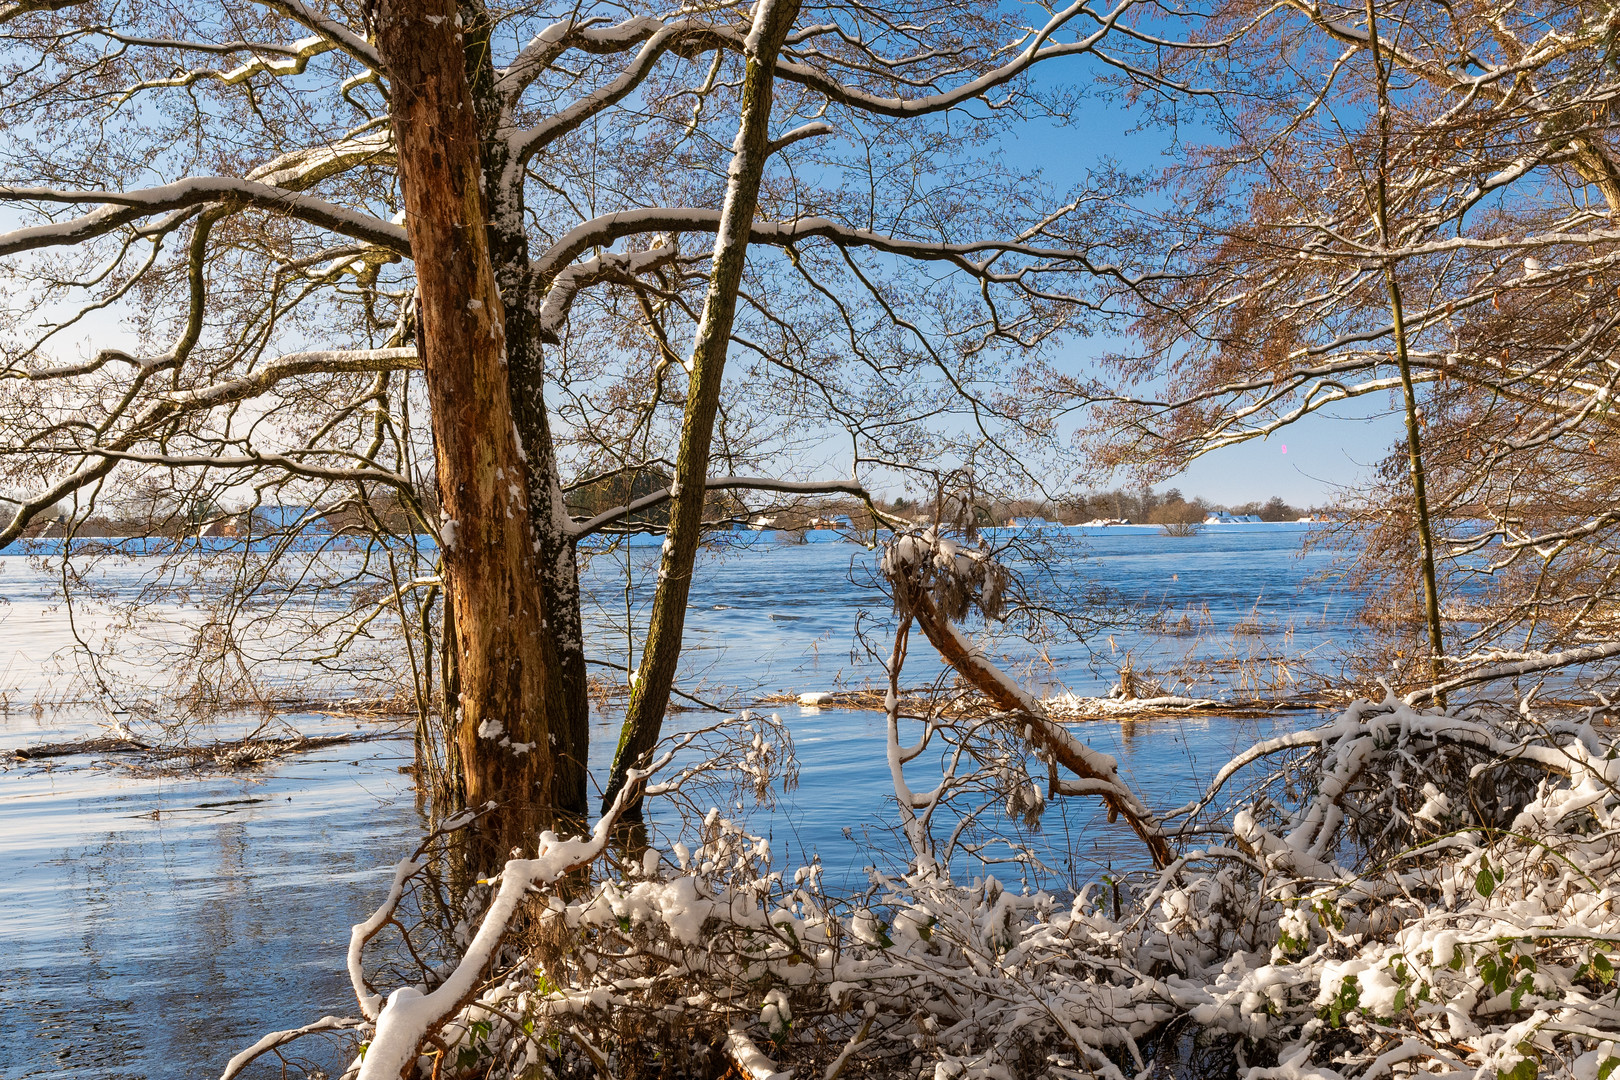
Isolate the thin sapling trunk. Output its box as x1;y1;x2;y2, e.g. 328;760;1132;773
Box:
1366;0;1447;699
603;0;803;816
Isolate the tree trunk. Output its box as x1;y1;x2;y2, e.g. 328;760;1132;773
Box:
458;0;592;828
376;0;557;867
1366;0;1446;702
603;0;802;816
1385;269;1448;698
511;399;592;824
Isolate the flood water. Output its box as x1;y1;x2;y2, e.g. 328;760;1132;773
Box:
0;525;1354;1079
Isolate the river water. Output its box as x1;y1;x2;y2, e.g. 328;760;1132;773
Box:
0;525;1354;1079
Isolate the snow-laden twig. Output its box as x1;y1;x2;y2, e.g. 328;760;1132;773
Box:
1407;640;1620;705
217;1015;362;1080
724;1022;792;1080
355;775;652;1079
0;178;408;256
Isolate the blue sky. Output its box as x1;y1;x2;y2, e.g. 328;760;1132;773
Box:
1002;65;1406;508
1162;403;1405;508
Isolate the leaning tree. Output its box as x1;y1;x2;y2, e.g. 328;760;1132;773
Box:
0;0;1154;862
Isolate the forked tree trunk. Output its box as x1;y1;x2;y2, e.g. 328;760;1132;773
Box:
377;0;559;866
458;0;592;827
602;0;802;816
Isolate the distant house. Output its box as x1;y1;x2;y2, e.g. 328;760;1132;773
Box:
1204;512;1263;524
197;517;240;539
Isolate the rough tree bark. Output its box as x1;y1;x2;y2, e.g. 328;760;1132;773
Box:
602;0;803;816
459;0;591;826
376;0;559;864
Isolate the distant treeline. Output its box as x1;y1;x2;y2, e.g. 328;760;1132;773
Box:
28;481;1310;540
885;489;1310;527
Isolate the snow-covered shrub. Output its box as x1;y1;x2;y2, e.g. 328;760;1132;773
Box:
229;677;1620;1079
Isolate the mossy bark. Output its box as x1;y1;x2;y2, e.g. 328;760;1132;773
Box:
603;0;803;816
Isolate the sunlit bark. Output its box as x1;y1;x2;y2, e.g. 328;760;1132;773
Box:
377;0;558;861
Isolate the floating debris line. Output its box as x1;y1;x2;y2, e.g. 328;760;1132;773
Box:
8;726;407;771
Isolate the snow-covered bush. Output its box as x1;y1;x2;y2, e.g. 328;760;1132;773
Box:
224;688;1620;1080
225;537;1620;1079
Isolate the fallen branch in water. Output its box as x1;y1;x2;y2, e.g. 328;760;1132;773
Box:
763;685;1336;719
880;529;1176;868
9;727;404;767
9;735;151;759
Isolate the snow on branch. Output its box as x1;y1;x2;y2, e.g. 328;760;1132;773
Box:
0;179;409;257
244;130;394;190
354;780;649;1079
343;716;786;1080
1407;641;1620;706
535;246;678;344
0;0;84;25
159;347;421;408
254;0;380;70
236;689;1620;1079
506;24;708;166
217;1015;363;1080
107;31;339;101
0;347;420;548
533;207;1135;289
497;15;647;101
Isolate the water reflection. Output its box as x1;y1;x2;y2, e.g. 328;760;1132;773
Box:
1;527;1341;1078
0;738;421;1079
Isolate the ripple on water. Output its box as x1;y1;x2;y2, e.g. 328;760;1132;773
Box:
0;734;420;1080
1;527;1338;1077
